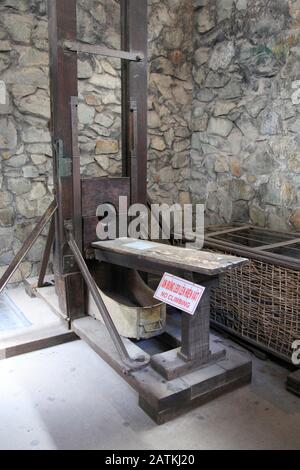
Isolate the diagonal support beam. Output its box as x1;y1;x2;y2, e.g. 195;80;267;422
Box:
66;231;146;367
37;215;55;288
0;200;57;294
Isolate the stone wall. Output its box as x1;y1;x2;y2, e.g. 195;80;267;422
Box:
4;0;300;287
0;0;194;284
148;0;193;206
191;0;300;231
0;0;50;284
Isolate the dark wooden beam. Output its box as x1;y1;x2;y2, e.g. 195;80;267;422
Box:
121;0;148;205
37;215;55;288
48;0;84;320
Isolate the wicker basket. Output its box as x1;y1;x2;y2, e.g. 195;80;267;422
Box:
211;257;300;363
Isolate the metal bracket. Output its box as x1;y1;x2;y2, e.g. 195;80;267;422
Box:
55;139;72;177
64;218;73;233
129;101;138;153
63;40;144;62
59;159;72;178
63;255;76;271
63;220;76;271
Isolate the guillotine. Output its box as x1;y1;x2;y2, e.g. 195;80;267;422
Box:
0;0;252;423
46;0;148;325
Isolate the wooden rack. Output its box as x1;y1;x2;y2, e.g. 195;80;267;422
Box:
205;224;300;271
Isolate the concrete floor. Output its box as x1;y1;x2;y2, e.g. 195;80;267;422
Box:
0;287;69;354
0;338;299;450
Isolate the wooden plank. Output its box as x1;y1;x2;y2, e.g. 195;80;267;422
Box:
211;230;295;248
206;224;300;239
81;177;130;218
0;327;77;360
204;238;300;271
92;238;248;276
205;224;300;268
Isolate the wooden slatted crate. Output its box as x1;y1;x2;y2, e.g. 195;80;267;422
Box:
205;225;300;363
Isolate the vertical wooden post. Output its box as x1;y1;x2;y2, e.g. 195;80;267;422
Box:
48;0;84;320
121;0;148;206
179;282;216;363
179;290;211;363
37;215;55;288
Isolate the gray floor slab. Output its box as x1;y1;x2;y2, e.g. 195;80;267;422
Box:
0;293;31;332
0;339;299;450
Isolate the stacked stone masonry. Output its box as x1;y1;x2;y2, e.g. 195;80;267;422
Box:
192;0;300;230
0;0;194;283
1;0;300;284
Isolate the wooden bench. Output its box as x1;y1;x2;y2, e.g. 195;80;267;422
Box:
72;238;252;423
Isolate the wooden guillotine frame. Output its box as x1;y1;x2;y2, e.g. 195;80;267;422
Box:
0;0;252;423
47;0;148;324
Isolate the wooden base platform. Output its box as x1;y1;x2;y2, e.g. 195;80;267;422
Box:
287;370;300;397
73;316;252;424
150;341;226;380
24;276;252;424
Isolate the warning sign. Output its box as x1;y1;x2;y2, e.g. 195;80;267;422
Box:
154;273;205;315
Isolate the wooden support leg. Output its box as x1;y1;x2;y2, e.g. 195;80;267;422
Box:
37;215;55;288
151;278;226;380
179;286;211;363
55;272;85;322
